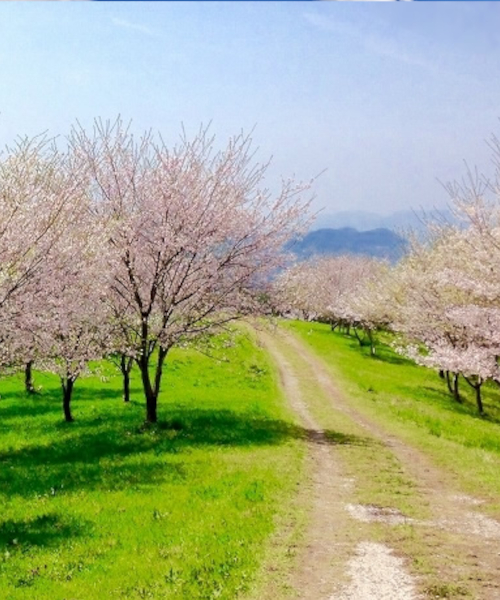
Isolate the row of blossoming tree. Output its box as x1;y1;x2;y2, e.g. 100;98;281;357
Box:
0;119;312;422
275;137;500;415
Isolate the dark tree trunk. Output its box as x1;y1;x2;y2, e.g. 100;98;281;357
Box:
353;327;363;346
445;371;453;394
452;373;461;403
120;354;134;403
25;361;36;394
140;365;158;423
330;320;339;332
137;345;169;424
463;375;484;415
123;369;130;403
145;392;157;423
61;377;75;422
446;371;461;402
475;384;484;415
367;329;375;356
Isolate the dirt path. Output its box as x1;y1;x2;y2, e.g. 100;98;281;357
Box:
258;326;500;600
258;329;420;600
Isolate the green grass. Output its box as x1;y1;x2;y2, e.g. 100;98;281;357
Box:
284;320;500;514
0;329;304;599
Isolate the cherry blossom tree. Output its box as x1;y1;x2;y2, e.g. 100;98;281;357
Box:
272;257;329;321
70;119;312;423
274;255;390;354
0;134;91;402
390;220;500;414
340;260;394;355
0;135;79;311
36;210;115;421
3;169;116;421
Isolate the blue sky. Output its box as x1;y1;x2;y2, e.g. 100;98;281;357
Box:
0;2;499;216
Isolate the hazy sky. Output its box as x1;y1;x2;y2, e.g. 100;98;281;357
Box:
0;2;499;216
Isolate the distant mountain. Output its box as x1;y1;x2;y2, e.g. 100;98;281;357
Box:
312;211;389;232
289;227;406;262
312;208;454;233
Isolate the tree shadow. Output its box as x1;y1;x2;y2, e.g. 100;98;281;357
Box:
0;513;88;550
0;407;373;499
76;385;143;403
0;383;143;427
360;349;414;367
327;332;411;367
397;383;500;425
322;430;373;447
406;384;451;404
0;399;60;423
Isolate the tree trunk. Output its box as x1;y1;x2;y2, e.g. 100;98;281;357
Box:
137;347;168;424
353;327;362;346
25;361;36;394
120;354;133;403
61;377;74;422
136;314;170;423
463;375;484;415
475;383;484;415
367;329;375;356
145;387;157;423
445;371;453;394
123;369;130;403
138;359;157;423
452;373;461;403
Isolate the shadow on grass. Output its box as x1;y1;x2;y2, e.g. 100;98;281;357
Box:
0;513;88;550
0;407;372;499
397;383;500;426
360;348;414;367
0;399;60;422
323;330;413;367
0;384;143;426
322;430;373;447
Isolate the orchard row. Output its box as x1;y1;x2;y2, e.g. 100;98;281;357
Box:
0;119;312;422
275;138;500;415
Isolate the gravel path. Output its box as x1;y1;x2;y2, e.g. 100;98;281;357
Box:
332;542;418;600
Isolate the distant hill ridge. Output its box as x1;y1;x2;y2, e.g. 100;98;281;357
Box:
289;227;406;262
312;208;454;233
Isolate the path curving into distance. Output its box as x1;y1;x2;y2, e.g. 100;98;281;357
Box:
257;324;500;600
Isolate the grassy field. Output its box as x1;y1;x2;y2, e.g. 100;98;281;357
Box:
285;320;500;515
0;329;304;600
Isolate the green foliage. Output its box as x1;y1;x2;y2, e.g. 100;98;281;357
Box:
0;331;303;599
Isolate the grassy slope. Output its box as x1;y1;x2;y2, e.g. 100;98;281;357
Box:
0;329;303;600
285;320;500;515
